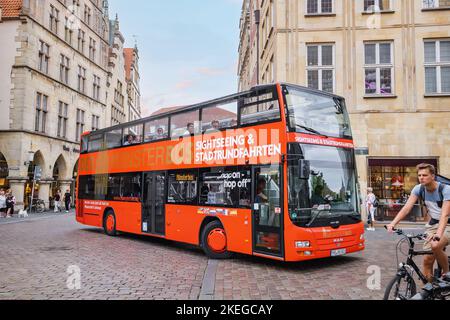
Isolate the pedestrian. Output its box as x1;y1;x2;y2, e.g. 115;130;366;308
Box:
5;189;15;218
387;163;450;282
64;189;71;213
54;190;62;213
365;187;377;231
0;189;6;218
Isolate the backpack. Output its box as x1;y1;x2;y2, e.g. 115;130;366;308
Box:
372;196;379;208
419;177;449;209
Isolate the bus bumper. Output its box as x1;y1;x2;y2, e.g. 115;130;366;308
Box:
284;223;365;262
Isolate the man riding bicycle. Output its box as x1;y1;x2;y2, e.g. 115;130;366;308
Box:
387;163;450;283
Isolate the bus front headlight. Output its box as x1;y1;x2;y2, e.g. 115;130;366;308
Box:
295;241;310;248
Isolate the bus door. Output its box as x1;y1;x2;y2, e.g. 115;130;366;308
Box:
252;165;284;257
142;172;166;236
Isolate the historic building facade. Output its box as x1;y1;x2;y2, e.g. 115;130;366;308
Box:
238;0;450;221
124;47;141;123
0;0;141;210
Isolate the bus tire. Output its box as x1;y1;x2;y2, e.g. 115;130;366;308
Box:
201;220;234;259
103;210;117;237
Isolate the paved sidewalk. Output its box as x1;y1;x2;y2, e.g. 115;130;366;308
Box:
0;209;74;225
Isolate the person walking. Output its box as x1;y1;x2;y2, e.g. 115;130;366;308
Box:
54;190;62;213
365;187;377;231
0;189;6;218
64;189;71;213
5;189;15;218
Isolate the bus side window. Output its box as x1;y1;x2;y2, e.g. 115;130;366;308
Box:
240;100;280;125
88;134;104;152
144;117;169;142
81;136;89;153
123;124;143;145
199;168;251;208
170;110;200;139
105;128;122;149
201;101;238;133
240;89;280;126
167;171;198;204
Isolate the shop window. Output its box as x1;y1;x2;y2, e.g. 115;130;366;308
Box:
168;171;198;204
199;167;251;208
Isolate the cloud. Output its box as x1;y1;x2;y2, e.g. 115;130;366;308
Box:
175;80;195;90
196;67;228;77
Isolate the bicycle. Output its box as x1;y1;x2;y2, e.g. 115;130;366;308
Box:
29;198;46;213
383;226;450;300
410;273;450;300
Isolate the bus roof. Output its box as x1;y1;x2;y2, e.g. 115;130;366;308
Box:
86;83;345;137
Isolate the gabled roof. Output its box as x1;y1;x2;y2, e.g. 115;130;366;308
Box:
0;0;22;18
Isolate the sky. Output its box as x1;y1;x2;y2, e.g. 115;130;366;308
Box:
108;0;243;117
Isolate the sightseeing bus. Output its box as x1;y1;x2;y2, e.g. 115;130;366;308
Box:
76;83;365;262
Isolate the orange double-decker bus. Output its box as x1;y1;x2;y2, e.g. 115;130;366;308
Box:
76;83;365;261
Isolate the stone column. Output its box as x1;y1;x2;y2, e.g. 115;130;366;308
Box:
38;179;53;210
7;177;27;211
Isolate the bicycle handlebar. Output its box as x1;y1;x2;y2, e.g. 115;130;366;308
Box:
384;225;427;240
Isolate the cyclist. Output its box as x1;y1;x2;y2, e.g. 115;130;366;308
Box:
387;163;450;282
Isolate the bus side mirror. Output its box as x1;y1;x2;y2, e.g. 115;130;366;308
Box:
298;160;310;180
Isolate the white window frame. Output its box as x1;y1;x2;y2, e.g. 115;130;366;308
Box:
364;0;393;12
422;0;450;9
306;0;334;14
363;41;395;95
306;43;336;93
424;39;450;94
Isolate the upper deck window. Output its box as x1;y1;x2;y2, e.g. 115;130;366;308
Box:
88;133;104;153
201;100;238;134
240;89;280;126
123;124;143;146
105;128;122;149
285;86;352;139
171;110;200;139
144;117;169;142
81;135;89;153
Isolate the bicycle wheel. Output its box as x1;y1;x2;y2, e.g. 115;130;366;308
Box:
37;202;45;213
384;274;417;300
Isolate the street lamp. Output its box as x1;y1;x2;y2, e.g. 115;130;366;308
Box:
25;151;35;166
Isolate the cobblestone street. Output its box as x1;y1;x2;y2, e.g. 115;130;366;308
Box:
0;213;425;300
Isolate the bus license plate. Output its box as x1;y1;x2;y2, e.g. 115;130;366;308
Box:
331;249;346;257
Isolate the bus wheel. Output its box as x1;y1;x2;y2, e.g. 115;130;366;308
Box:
103;211;117;236
201;221;233;259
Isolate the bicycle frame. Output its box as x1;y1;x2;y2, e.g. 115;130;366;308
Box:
398;246;432;286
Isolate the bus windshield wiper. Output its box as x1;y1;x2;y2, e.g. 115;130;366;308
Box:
296;125;329;138
306;209;326;227
333;98;344;114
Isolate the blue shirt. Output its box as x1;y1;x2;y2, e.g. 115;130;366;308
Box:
411;183;450;220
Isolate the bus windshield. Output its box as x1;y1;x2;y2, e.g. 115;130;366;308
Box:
288;144;359;227
284;86;352;139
